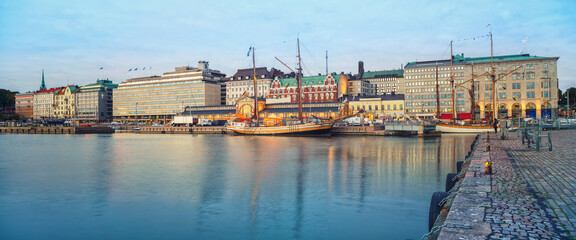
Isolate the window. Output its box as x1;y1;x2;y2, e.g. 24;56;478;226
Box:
526;82;535;89
485;84;492;90
543;63;548;69
527;91;535;98
393;105;397;110
499;92;507;99
543;71;548;78
543;81;549;88
544;91;549;98
512;83;520;89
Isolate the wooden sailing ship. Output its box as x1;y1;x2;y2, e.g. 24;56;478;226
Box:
226;39;355;136
436;32;522;133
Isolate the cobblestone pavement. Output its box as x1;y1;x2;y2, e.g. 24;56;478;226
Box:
486;129;576;239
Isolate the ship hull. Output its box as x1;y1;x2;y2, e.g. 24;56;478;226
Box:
436;123;496;133
227;123;332;136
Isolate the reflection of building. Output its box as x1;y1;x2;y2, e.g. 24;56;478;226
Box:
54;85;80;119
268;75;340;103
15;92;34;120
346;94;405;119
113;62;226;123
404;54;559;119
76;79;118;122
223;67;281;105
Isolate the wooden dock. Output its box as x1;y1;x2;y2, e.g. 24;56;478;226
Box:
0;127;115;134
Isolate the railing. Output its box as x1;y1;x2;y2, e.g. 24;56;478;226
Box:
520;121;552;151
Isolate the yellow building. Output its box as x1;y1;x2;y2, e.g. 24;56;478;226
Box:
54;85;80;119
404;54;559;119
348;95;405;120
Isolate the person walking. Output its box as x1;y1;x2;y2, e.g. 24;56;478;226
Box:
493;119;498;133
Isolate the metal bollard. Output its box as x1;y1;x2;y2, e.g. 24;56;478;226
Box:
486;144;490;151
485;161;492;174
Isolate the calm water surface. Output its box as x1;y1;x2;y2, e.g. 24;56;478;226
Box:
0;133;475;240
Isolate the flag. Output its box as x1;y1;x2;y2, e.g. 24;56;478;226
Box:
485;24;491;28
134;68;138;71
143;67;146;70
247;46;252;57
99;67;104;70
129;69;132;71
522;69;525;80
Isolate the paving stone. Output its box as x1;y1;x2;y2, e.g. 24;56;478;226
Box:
436;130;576;239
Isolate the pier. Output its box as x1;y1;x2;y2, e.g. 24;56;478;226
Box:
0;126;114;134
428;129;576;239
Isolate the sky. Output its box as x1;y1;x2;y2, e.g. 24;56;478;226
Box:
1;0;575;93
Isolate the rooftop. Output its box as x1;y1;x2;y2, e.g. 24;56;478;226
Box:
405;54;559;68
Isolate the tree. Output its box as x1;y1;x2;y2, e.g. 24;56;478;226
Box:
0;89;18;109
559;87;576;107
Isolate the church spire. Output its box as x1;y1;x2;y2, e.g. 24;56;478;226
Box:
40;69;46;91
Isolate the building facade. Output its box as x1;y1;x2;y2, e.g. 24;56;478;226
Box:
224;67;277;105
113;62;226;123
268;75;340;103
15;92;34;120
76;79;118;122
360;70;405;95
33;87;62;119
54;85;80;119
404;54;559;119
347;94;405;120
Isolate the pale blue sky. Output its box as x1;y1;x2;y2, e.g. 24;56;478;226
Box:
1;0;575;93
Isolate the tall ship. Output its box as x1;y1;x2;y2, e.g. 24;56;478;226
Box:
226;39;356;136
435;32;522;133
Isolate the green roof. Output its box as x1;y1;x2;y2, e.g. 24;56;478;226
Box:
405;54;558;68
361;69;404;78
277;75;340;87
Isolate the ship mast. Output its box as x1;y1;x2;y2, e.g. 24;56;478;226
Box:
490;31;496;123
450;40;456;124
297;38;304;122
435;62;440;119
252;46;259;126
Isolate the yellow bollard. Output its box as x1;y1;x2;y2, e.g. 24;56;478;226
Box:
486;144;490;151
485;161;492;174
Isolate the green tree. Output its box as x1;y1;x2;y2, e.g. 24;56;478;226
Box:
0;89;18;109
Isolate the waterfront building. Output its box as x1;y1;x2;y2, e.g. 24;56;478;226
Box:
15;92;34;120
347;94;405;120
404;54;559;119
113;61;226;123
33;87;63;119
345;78;372;97
182;95;344;122
268;75;341;103
223;67;280;105
54;85;80;119
76;79;118;122
354;61;405;96
360;70;405;95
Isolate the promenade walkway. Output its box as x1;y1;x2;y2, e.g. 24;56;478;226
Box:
436;129;576;239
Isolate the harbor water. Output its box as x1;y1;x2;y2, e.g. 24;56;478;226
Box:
0;134;476;240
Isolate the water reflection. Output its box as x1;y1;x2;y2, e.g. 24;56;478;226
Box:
0;134;475;240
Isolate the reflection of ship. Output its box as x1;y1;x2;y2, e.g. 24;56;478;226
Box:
227;39;358;136
435;32;522;133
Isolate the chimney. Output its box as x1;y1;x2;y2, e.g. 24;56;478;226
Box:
358;61;364;79
198;61;209;70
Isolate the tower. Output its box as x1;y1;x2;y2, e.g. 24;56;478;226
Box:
40;69;46;91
